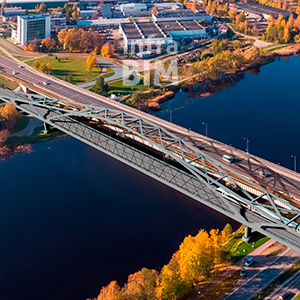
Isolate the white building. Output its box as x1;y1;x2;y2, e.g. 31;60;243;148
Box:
120;3;147;14
13;14;51;45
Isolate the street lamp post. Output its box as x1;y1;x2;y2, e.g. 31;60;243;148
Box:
244;137;249;154
202;122;208;137
291;155;297;172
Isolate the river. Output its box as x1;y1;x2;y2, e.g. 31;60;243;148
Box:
1;56;299;300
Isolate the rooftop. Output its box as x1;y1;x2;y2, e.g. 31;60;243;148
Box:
178;20;204;30
20;13;50;20
155;9;208;18
137;21;166;38
232;2;291;18
157;21;185;32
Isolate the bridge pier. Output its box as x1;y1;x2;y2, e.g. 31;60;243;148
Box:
44;122;50;134
242;226;252;243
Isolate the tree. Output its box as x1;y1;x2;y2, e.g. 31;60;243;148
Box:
0;129;9;144
251;25;259;36
0;103;20;130
156;257;190;300
94;76;108;95
211;39;228;55
294;34;300;43
223;223;233;237
96;281;122;300
282;1;287;10
35;2;47;14
191;0;197;12
151;5;158;14
236;11;246;25
101;42;114;58
283;26;290;43
122;268;158;300
228;7;238;19
71;4;80;21
86;49;97;71
33;60;41;69
1;0;7;11
58;29;67;45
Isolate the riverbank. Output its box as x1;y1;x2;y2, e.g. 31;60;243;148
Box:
138;44;300;112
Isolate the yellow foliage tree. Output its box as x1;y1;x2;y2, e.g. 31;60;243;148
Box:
86;49;97;71
58;29;67;44
96;281;122;300
0;103;20;130
101;42;114;58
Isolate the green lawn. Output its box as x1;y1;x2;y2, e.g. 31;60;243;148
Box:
7;125;67;146
0;49;9;59
0;75;19;90
14;55;33;61
26;56;101;85
107;78;148;96
224;225;270;263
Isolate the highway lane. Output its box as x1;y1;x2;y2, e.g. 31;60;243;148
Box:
223;248;300;300
1;55;300;207
266;269;300;300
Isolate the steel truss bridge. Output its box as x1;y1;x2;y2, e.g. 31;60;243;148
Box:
1;87;300;252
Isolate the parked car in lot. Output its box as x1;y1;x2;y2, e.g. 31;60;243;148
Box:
279;291;290;299
240;267;247;277
245;257;254;267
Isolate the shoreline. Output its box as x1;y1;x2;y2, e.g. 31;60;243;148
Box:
139;44;300;112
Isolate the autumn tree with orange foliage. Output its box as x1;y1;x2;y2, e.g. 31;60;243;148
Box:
97;281;122;300
151;5;158;14
86;48;97;71
0;103;20;130
101;42;114;58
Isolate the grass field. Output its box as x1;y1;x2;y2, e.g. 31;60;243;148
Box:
26;56;101;85
0;49;9;59
107;78;148;96
0;75;19;90
295;293;300;300
224;225;270;262
14;55;33;61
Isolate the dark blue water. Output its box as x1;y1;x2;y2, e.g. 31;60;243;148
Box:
153;56;300;171
0;138;234;300
1;56;299;300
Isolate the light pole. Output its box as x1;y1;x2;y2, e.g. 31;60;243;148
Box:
202;122;208;137
291;155;297;172
244;137;249;154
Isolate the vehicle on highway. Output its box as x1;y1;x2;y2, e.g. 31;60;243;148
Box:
240;267;247;277
279;291;290;299
12;71;16;75
43;81;48;86
222;155;234;163
259;171;266;177
245;257;254;267
18;65;23;68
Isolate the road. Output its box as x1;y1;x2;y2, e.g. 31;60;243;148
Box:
1;55;300;206
223;248;300;300
266;269;300;300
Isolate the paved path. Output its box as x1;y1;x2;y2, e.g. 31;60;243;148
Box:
223;248;300;300
78;57;133;87
227;24;272;48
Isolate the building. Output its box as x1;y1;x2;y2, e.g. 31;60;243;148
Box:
12;14;51;45
100;4;112;18
50;16;67;32
3;7;26;17
79;9;98;18
120;20;207;49
77;18;128;29
231;2;291;20
120;3;147;14
152;9;212;22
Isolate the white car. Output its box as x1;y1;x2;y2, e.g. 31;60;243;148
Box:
12;71;16;75
43;81;48;86
18;65;23;68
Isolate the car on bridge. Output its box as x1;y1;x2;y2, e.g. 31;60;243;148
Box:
279;291;290;299
245;257;255;267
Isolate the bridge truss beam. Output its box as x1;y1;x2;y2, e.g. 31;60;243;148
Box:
1;87;300;252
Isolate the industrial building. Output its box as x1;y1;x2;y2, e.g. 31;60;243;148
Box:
12;14;51;45
152;9;212;22
231;2;291;20
100;4;112;18
50;15;67;32
120;3;147;14
3;7;26;16
120;20;207;49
